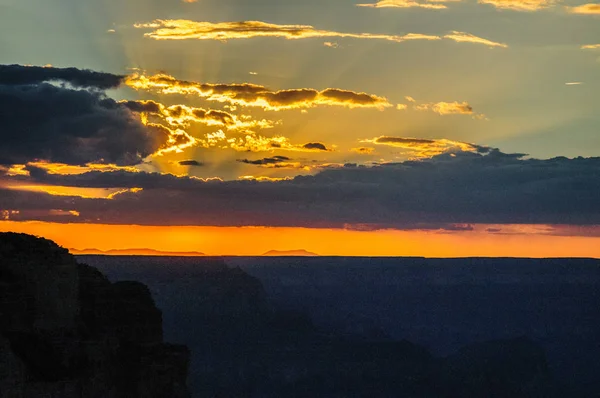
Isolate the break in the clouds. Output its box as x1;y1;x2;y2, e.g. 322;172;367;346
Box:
3;150;600;229
126;74;392;111
362;137;484;157
134;20;442;43
478;0;554;11
568;3;600;14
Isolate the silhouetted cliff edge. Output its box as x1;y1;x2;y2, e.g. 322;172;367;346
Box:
0;233;190;398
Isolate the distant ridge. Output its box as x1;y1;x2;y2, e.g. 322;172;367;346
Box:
262;249;319;257
70;248;205;256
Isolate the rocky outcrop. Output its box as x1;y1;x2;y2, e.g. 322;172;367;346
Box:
0;233;190;398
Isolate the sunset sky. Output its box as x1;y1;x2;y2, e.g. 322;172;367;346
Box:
1;0;599;256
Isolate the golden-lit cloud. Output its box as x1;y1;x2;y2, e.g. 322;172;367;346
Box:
396;104;408;110
478;0;554;11
196;130;333;153
126;74;393;111
444;31;508;48
581;43;600;49
134;20;442;43
568;3;600;14
361;136;481;157
415;101;475;115
1;182;143;200
357;0;452;10
122;100;276;130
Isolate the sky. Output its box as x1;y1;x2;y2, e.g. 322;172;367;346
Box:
0;0;599;256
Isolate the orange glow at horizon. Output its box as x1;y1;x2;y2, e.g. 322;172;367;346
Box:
0;221;599;258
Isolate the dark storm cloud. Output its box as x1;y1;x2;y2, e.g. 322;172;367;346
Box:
4;150;600;229
237;156;291;165
0;64;124;89
0;83;171;166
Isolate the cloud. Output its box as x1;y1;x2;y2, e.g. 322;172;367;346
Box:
357;0;454;10
444;31;508;48
0;64;124;89
0;82;188;166
568;3;600;14
478;0;554;11
134;20;442;43
581;44;600;49
352;147;376;155
179;160;203;166
302;142;331;151
362;136;486;157
237;156;291;165
4;150;600;229
120;100;275;130
126;73;393;111
194;130;332;153
414;101;485;118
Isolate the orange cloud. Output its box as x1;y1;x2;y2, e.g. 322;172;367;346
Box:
568;3;600;14
125;74;393;111
204;131;333;153
134;20;442;43
478;0;554;11
444;31;508;48
122;100;276;130
361;136;481;158
357;0;454;10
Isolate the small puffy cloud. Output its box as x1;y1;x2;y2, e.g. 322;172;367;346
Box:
352;147;376;155
178;160;203;166
415;101;473;115
134;20;442;43
444;31;508;48
324;41;339;48
303;142;331;151
581;43;600;49
478;0;554;11
126;73;392;111
568;3;600;14
397;104;408;110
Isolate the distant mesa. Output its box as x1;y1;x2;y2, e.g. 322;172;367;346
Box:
262;249;319;257
70;248;205;256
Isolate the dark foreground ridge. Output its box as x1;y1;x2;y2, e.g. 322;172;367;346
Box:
0;233;190;398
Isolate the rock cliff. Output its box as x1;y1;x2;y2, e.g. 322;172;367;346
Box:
0;233;190;398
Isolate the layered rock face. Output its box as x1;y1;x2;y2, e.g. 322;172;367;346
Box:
0;233;190;398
